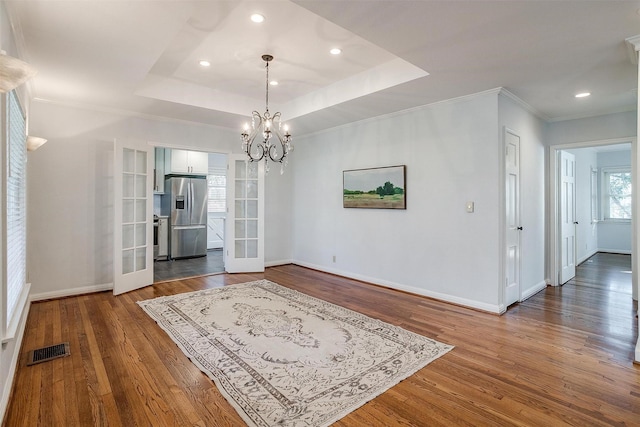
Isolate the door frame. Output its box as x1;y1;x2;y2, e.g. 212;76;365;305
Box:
147;142;231;278
548;137;636;288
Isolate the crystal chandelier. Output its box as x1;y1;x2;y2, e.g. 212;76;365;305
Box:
241;54;293;174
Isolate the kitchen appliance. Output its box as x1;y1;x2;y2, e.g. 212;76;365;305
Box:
153;215;159;260
163;176;208;259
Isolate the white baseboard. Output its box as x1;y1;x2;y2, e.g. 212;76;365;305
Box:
291;260;502;314
577;249;599;265
30;283;114;302
0;300;31;422
521;280;547;302
597;248;632;255
636;324;640;363
265;259;293;268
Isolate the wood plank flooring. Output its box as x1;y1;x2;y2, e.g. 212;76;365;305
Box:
4;255;639;426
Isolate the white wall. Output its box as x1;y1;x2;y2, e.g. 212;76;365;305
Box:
291;91;503;312
498;93;547;301
597;148;632;253
565;148;599;263
26;101;293;299
546;111;637;146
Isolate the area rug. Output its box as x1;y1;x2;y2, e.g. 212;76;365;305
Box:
137;279;453;427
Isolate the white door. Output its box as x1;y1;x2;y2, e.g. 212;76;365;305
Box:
113;139;154;295
505;129;521;307
560;150;577;284
225;155;265;273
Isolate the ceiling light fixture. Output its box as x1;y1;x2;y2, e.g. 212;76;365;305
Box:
575;92;591;98
199;60;211;67
330;48;342;55
250;13;265;23
0;51;37;93
241;54;293;174
269;80;278;86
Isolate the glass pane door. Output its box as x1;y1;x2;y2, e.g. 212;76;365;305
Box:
225;155;264;273
114;139;153;295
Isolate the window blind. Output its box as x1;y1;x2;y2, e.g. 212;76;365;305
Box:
6;91;27;323
208;166;226;213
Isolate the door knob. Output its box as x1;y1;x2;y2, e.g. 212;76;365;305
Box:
517;226;523;230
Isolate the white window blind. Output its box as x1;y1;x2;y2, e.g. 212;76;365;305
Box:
208;167;226;213
6;91;27;323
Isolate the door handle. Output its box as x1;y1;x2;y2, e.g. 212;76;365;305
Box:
573;221;579;225
517;226;523;230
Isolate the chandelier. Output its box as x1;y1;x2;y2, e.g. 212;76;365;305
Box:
241;54;293;174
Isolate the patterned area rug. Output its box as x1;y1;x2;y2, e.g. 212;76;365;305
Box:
138;280;453;427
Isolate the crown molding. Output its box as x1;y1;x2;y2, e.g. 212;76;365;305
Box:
498;88;550;121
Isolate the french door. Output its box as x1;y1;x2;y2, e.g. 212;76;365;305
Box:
225;155;265;273
113;138;154;295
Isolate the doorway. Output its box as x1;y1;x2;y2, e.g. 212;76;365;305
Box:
550;139;634;287
153;150;227;282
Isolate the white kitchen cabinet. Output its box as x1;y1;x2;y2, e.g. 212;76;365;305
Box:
154;147;165;194
166;149;208;175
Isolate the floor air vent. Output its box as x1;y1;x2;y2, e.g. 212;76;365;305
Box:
27;342;70;366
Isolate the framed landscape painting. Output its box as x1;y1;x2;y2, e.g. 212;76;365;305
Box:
343;165;406;209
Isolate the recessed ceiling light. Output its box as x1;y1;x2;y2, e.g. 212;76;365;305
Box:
575;92;591;98
251;14;265;23
199;60;211;67
330;48;342;55
270;80;278;86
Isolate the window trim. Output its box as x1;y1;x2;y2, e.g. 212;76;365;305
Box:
0;90;31;343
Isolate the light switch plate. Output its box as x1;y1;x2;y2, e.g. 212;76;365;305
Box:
466;201;474;213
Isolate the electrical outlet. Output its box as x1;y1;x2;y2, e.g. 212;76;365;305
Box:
332;255;336;263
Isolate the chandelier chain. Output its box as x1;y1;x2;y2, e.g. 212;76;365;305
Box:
265;61;269;113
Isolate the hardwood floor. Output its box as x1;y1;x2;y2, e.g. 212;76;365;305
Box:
4;256;639;426
153;249;224;283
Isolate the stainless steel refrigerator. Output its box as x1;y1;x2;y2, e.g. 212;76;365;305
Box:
163;176;208;259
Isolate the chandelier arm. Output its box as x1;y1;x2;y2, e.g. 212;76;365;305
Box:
242;111;267;161
269;127;290;163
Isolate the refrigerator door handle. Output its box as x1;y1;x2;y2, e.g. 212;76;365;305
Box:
172;225;206;230
190;181;194;223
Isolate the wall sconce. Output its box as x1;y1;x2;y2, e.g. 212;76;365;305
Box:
26;136;47;151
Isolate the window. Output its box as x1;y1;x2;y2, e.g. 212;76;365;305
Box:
2;90;29;341
602;167;631;220
208;167;226;213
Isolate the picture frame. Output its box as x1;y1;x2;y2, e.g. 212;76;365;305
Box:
343;165;406;209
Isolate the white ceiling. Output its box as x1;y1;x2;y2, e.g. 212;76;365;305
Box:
4;0;640;136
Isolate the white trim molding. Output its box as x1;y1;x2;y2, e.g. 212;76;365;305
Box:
0;299;30;422
30;283;113;302
292;260;503;314
265;259;293;268
520;281;547;302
